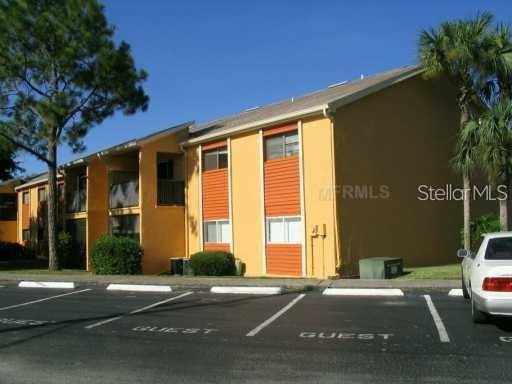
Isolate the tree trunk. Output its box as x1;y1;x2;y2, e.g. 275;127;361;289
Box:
47;141;59;271
499;197;508;231
463;173;471;251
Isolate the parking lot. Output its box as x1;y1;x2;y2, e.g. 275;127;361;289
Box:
0;285;511;384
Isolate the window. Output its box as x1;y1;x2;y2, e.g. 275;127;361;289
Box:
22;229;30;242
203;148;228;171
0;193;17;221
485;237;512;260
157;154;184;206
157;158;174;180
266;216;302;244
265;131;299;160
22;191;30;205
67;175;87;213
203;220;231;243
38;187;46;202
110;214;140;241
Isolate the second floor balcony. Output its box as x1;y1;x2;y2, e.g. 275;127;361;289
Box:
109;171;139;209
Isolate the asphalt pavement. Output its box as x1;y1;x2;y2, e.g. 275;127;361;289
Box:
0;285;511;384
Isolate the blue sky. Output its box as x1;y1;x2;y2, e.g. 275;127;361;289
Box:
18;0;512;175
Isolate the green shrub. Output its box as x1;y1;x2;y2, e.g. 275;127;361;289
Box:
0;241;28;261
189;251;236;276
461;213;501;251
57;231;73;268
91;234;142;275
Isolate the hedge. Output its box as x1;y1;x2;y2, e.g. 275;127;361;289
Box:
91;234;142;275
189;251;236;276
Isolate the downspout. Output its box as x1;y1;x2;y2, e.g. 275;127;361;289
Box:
323;105;341;277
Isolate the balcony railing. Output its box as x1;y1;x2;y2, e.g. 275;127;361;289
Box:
110;179;139;209
157;179;185;205
66;190;86;213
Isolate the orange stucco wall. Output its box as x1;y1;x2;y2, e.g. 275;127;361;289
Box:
86;159;109;270
0;181;19;242
139;130;187;274
332;74;492;275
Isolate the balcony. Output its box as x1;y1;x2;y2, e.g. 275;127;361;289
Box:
157;179;185;205
109;171;139;209
66;190;86;213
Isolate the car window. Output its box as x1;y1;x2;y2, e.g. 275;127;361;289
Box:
485;237;512;260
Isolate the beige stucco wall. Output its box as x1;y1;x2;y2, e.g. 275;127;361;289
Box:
230;131;264;276
139;130;187;274
332;74;486;274
0;181;19;242
185;146;201;255
301;116;339;278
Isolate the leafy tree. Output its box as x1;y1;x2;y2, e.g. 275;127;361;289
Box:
0;137;18;180
0;0;149;270
419;13;492;250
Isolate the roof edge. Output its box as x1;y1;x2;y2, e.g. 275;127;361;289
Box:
185;66;423;146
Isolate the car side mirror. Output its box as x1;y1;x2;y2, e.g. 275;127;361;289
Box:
457;249;469;259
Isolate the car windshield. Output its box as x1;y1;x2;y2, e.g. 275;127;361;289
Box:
485;237;512;260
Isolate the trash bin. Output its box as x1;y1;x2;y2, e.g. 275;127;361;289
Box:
359;257;403;279
182;258;193;276
170;257;184;275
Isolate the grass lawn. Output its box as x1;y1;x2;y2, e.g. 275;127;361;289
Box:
396;263;461;280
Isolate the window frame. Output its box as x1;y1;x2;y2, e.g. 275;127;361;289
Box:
203;220;231;244
202;148;228;171
109;214;140;241
22;191;30;205
266;216;302;244
265;131;299;160
37;187;47;203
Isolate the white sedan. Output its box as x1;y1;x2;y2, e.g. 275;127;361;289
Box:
459;232;512;323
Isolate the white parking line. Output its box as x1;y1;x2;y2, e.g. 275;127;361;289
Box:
448;289;463;296
107;284;172;293
19;281;75;289
423;295;450;343
323;288;404;296
246;294;305;337
0;289;92;312
210;286;283;295
85;291;194;330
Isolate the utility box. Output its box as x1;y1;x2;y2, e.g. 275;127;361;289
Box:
359;257;403;279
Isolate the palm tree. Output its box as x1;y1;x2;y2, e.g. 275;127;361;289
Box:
478;99;512;230
419;13;493;250
476;25;512;231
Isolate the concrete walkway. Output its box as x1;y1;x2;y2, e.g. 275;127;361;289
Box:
0;272;460;290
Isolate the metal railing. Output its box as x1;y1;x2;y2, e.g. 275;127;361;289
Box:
157;179;185;205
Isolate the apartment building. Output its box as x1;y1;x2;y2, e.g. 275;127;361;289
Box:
13;65;467;277
0;179;21;242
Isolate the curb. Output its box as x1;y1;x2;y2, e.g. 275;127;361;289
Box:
210;286;283;295
323;288;404;296
106;284;172;293
18;281;75;289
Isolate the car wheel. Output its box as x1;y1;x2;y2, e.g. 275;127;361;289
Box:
461;271;470;299
471;293;487;323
